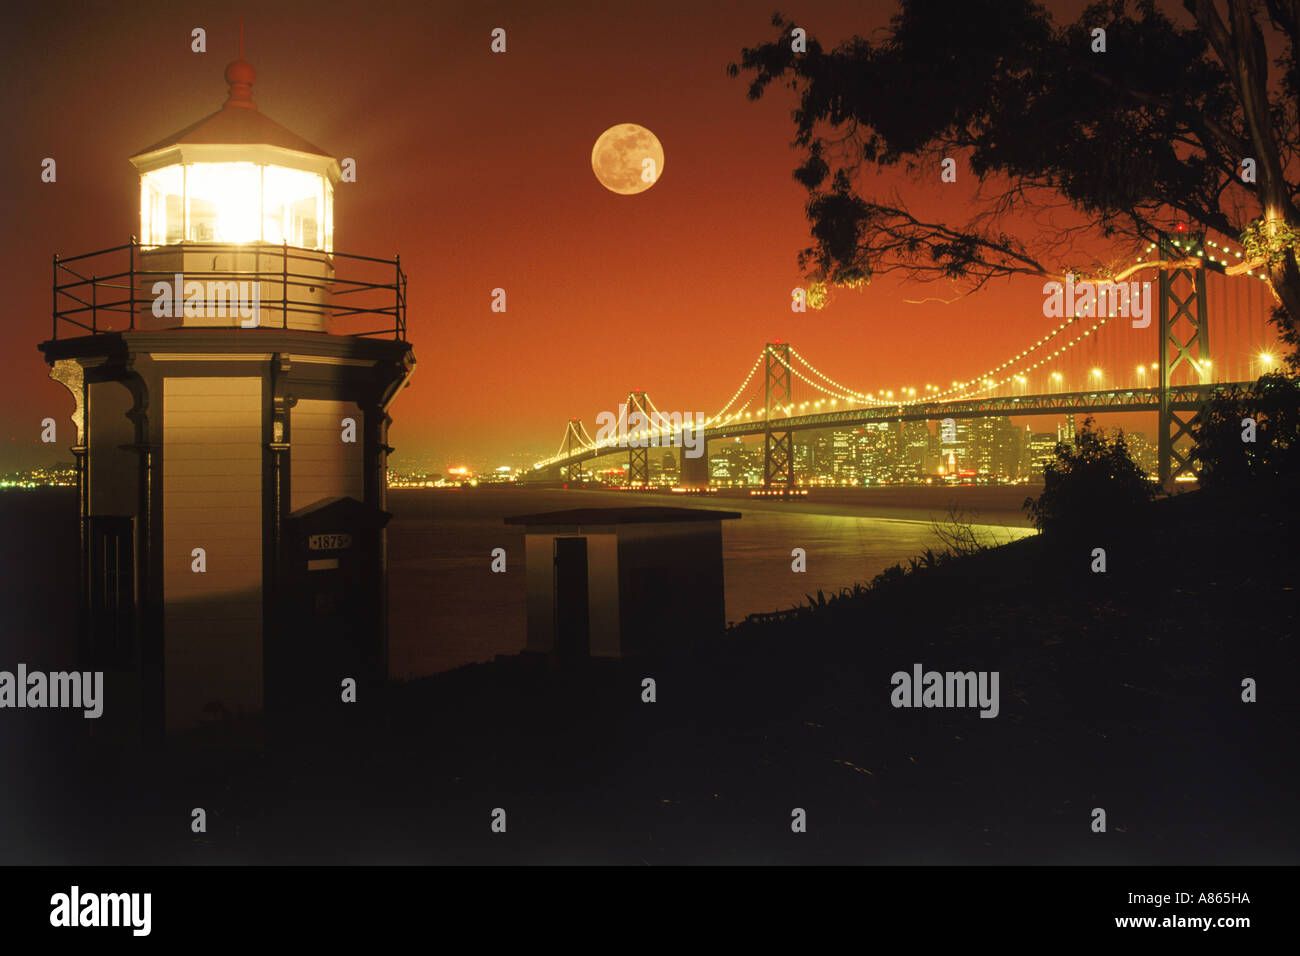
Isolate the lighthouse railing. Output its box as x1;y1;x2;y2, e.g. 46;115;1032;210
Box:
51;239;408;340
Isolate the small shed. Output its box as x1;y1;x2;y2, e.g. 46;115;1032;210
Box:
504;506;741;659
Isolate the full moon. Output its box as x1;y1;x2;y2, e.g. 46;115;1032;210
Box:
591;123;665;195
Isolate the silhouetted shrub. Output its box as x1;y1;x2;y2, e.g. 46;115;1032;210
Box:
1190;372;1300;491
1023;417;1157;537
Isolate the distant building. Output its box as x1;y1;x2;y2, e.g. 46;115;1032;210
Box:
711;438;756;486
1057;414;1078;449
851;423;898;482
812;431;833;474
990;417;1022;479
973;418;996;475
899;420;932;477
661;451;677;481
794;439;813;481
832;430;854;477
939;418;972;475
1027;432;1059;478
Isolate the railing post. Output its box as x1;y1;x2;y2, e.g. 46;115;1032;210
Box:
91;275;97;333
394;253;402;340
128;235;136;331
282;239;289;329
52;253;59;341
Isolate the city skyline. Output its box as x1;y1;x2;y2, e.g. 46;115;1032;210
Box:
342;415;1157;488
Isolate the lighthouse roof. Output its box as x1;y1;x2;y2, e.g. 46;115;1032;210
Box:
133;103;331;158
130;56;339;180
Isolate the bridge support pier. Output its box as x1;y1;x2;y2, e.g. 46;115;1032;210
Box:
627;445;648;488
561;419;583;484
680;442;709;487
624;390;652;488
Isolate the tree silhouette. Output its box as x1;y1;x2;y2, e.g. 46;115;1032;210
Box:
1190;370;1300;487
730;0;1300;361
1023;417;1157;537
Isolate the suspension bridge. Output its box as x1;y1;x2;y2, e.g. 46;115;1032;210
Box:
531;234;1283;490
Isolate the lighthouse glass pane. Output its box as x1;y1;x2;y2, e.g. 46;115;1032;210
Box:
262;166;327;250
323;181;333;253
185;162;261;243
140;166;184;245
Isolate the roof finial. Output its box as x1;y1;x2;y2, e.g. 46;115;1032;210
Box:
224;20;256;110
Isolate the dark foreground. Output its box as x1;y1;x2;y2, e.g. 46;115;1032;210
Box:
1;487;1296;864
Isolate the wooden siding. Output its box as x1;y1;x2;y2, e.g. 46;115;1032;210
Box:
162;376;264;732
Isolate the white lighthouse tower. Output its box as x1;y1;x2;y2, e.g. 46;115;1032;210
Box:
41;51;416;742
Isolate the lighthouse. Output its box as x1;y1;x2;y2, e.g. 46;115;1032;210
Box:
40;52;416;741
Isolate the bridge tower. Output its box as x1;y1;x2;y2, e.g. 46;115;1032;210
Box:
763;343;795;487
625;390;653;488
1156;230;1212;488
562;419;583;482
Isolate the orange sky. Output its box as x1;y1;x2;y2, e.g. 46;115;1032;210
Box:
4;0;1276;473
